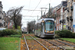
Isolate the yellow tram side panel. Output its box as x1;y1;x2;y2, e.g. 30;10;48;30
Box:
45;30;54;33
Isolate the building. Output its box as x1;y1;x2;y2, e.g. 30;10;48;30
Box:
66;0;73;31
0;1;4;28
3;11;6;27
7;20;14;29
72;0;75;32
53;1;67;31
63;7;68;29
60;1;67;30
56;8;61;30
53;4;63;31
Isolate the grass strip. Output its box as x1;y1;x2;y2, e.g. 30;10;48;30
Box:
60;38;75;43
9;35;22;37
19;38;21;50
0;37;20;50
25;36;34;40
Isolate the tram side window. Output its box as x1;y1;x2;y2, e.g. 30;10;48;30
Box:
35;25;37;30
39;23;41;31
37;24;39;30
37;23;41;31
37;24;38;30
41;23;43;32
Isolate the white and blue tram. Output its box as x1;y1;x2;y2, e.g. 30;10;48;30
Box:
35;18;55;38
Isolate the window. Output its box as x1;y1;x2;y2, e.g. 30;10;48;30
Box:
0;23;3;27
57;26;58;30
45;20;54;31
57;20;59;24
0;11;2;14
0;17;1;19
57;20;58;24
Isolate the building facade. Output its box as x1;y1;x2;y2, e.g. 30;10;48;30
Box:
66;0;73;31
0;1;5;28
63;8;68;29
53;1;67;31
56;8;61;30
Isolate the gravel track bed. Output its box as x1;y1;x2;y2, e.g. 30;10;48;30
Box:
27;40;46;50
20;39;27;50
23;34;47;50
48;40;68;46
38;39;61;50
22;34;75;50
48;39;75;50
58;39;75;46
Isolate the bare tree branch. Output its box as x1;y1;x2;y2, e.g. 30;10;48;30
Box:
6;6;23;29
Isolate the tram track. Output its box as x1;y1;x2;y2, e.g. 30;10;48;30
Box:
23;34;48;50
44;39;75;50
29;34;64;50
38;39;62;50
22;34;75;50
59;39;75;46
20;38;27;50
55;39;75;47
23;35;29;50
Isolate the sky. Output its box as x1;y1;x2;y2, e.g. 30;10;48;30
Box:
0;0;63;28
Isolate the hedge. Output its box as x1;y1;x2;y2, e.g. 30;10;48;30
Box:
0;29;22;36
55;30;75;38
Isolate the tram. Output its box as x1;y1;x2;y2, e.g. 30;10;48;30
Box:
35;18;55;38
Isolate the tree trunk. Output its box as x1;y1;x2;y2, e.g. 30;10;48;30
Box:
15;23;17;29
13;15;17;29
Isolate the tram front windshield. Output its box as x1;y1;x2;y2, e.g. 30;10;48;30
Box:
45;20;54;31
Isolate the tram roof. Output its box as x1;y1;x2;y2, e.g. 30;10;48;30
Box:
41;18;54;21
35;18;54;24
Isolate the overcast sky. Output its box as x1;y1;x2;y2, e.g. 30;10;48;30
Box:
1;0;63;28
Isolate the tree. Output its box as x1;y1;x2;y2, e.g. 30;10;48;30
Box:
27;21;35;33
7;6;23;29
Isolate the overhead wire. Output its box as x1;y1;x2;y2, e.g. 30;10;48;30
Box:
25;0;31;15
22;0;51;27
22;0;51;17
22;0;41;17
22;1;49;18
30;0;42;15
22;0;42;19
28;0;31;12
37;0;51;17
22;0;50;17
22;15;40;17
23;9;46;11
34;3;49;18
30;0;51;16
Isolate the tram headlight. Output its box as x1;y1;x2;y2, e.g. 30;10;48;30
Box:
42;20;44;22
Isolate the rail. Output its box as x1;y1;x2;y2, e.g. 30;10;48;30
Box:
45;39;66;50
55;39;75;47
28;34;49;50
23;35;29;50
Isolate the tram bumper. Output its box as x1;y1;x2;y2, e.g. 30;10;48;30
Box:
44;33;55;37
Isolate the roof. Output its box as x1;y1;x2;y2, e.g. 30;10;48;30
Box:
36;18;54;24
53;1;67;12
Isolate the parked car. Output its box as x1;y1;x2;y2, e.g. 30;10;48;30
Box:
0;28;6;31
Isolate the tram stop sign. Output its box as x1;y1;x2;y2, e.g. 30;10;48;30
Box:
73;25;75;32
73;25;75;28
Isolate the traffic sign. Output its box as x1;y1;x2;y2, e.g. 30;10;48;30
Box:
73;25;75;28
